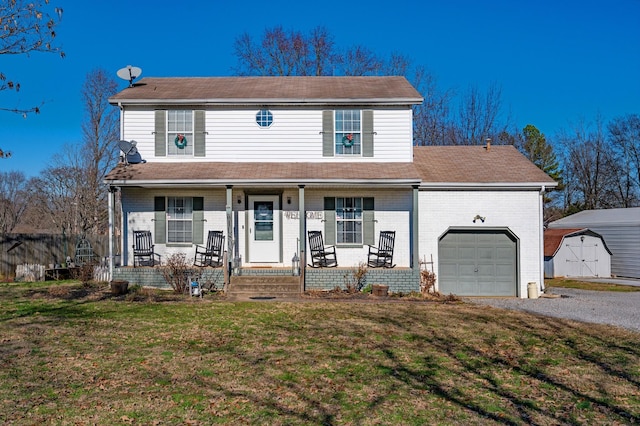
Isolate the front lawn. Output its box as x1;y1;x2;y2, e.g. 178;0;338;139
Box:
1;281;639;425
546;277;640;292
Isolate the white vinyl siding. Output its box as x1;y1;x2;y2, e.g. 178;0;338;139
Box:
120;107;413;162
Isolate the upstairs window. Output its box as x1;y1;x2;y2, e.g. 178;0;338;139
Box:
335;110;361;156
168;110;193;156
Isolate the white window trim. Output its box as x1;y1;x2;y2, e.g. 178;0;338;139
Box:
335;109;362;157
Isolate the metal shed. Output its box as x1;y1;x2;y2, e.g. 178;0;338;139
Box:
549;208;640;279
544;228;611;278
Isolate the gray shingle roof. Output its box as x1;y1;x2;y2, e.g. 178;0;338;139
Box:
413;145;557;186
108;76;424;105
105;146;557;187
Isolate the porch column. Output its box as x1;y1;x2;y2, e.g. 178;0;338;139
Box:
226;186;233;282
298;185;305;287
107;186;117;279
298;185;305;254
412;185;420;269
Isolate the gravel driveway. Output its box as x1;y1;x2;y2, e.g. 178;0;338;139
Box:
466;288;640;333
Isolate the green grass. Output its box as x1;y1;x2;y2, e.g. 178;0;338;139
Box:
0;281;639;425
546;278;640;292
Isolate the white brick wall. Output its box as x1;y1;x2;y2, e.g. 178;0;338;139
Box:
419;190;543;298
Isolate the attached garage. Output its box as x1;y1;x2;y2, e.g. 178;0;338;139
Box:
439;229;518;296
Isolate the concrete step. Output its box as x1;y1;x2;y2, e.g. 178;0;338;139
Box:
227;275;301;300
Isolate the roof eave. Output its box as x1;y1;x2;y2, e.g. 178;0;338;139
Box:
108;97;424;106
419;182;558;190
105;178;422;188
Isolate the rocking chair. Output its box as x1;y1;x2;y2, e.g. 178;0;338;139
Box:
367;231;396;268
194;231;225;267
308;231;338;267
133;230;156;267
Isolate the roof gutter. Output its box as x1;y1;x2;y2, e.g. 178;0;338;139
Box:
419;182;559;190
108;97;424;106
104;178;422;188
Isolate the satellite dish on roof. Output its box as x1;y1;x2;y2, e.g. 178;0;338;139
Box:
118;139;144;164
116;65;142;87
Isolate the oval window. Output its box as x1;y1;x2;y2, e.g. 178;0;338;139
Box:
256;109;273;127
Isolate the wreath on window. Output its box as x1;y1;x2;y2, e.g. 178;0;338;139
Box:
174;134;187;149
342;133;354;147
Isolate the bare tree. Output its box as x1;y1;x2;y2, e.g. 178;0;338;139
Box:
1;0;64;116
608;114;640;194
80;68;120;234
412;66;454;146
0;171;30;233
30;163;79;237
234;26;336;76
27;69;119;236
452;83;506;145
559;118;620;210
340;45;382;76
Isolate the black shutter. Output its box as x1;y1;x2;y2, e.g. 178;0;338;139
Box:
155;110;167;157
154;196;166;244
323;197;336;245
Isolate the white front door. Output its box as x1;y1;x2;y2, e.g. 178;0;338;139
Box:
248;195;280;262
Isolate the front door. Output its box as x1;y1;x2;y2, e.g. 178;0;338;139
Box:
248;195;280;262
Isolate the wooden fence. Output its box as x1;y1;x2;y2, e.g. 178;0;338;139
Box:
1;233;114;280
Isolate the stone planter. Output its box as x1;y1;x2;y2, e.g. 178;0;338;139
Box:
372;284;389;297
110;280;129;295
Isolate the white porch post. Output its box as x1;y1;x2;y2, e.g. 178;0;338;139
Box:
226;186;233;281
108;186;116;280
298;185;305;259
298;185;305;288
412;185;420;269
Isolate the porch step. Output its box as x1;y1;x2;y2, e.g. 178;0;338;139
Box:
227;275;301;300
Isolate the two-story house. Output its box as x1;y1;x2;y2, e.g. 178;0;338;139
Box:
105;76;556;297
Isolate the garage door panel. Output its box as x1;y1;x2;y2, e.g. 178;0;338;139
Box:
458;247;476;260
439;230;517;296
477;247;495;260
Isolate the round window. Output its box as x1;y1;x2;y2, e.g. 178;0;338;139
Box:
256;109;273;127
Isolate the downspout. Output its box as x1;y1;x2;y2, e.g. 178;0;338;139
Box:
539;185;546;292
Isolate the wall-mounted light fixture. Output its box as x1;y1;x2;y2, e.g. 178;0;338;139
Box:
287;196;292;205
473;214;485;223
237;195;242;204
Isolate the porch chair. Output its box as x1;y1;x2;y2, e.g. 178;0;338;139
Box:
194;230;225;267
133;230;156;267
367;231;396;268
308;230;338;267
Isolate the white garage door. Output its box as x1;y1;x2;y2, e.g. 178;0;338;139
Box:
439;230;517;296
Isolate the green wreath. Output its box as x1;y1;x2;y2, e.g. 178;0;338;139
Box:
174;134;187;149
342;133;355;147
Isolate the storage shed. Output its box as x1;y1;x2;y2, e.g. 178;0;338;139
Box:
544;228;611;278
548;208;640;279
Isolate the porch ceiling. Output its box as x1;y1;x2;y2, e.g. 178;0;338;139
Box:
104;161;422;188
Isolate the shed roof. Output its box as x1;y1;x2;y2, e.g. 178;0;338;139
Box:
549;207;640;227
544;228;612;257
108;76;424;106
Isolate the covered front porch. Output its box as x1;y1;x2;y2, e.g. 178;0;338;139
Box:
105;161;423;295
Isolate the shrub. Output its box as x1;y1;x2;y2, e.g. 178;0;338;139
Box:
343;262;368;293
73;262;95;285
160;253;190;294
420;269;437;296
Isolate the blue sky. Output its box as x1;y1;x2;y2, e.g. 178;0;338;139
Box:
1;0;639;177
